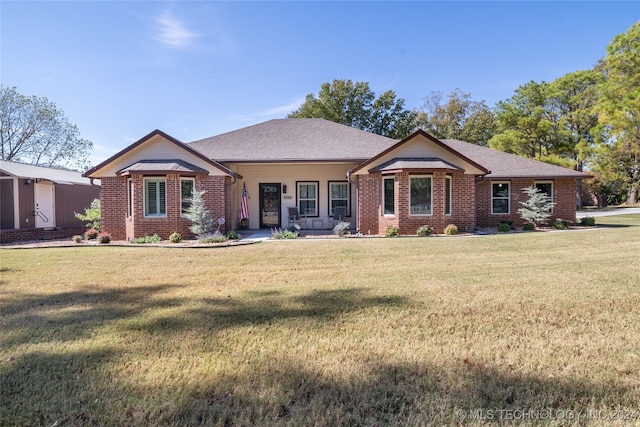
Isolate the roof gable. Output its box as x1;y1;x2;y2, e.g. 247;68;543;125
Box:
84;130;240;179
349;130;489;176
188;118;398;162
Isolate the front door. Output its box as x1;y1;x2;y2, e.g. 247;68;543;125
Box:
34;181;55;228
259;183;281;228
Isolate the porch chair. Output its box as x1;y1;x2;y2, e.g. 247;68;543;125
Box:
287;206;307;229
331;206;347;229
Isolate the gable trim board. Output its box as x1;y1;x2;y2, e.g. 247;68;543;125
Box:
86;119;590;240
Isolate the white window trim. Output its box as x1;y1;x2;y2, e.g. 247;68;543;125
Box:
445;175;452;216
534;180;554;213
491;181;511;215
127;178;132;218
143;177;167;218
409;175;433;216
180;178;195;217
382;176;395;216
297;181;318;217
328;181;350;217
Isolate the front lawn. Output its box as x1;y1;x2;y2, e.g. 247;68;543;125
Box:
1;215;639;426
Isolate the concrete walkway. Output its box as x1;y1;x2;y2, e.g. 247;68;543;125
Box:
576;207;640;218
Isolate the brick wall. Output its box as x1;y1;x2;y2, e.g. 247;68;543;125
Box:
356;171;477;236
101;174;229;241
0;226;87;244
476;178;578;227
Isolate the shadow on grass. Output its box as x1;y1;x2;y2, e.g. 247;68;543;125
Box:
0;284;183;347
3;349;635;426
125;287;407;334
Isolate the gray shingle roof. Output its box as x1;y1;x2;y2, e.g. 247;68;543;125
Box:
0;160;98;185
440;139;590;179
188;118;397;162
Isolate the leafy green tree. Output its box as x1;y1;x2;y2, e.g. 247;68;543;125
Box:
489;81;556;160
288;79;418;138
418;89;496;145
0;86;92;171
184;190;214;236
594;22;640;204
518;186;555;227
74;198;101;231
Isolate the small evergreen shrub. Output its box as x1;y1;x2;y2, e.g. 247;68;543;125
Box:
85;228;99;240
199;232;228;243
226;230;238;240
385;225;399;237
97;232;111;244
523;223;535;231
579;216;596;226
72;235;83;243
271;228;298;239
518;186;555;227
416;225;434;237
169;232;182;243
184;190;215;236
131;234;162;244
552;219;569;229
287;224;301;233
444;224;458;235
497;222;512;232
333;221;351;236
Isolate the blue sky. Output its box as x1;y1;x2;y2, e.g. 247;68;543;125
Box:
2;1;638;166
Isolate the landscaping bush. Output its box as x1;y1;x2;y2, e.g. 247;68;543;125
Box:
385;225;399;237
333;221;351;236
85;228;99;240
271;228;299;239
580;216;596;226
518;186;555;227
552;219;569;229
169;232;182;243
199;232;228;243
97;232;111;244
444;224;458;235
131;234;162;244
226;230;238;240
416;225;434;237
71;235;83;243
74;198;101;231
523;223;536;231
497;222;512;232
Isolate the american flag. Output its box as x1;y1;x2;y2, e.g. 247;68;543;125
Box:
239;182;249;220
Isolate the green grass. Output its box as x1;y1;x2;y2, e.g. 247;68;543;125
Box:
1;215;640;426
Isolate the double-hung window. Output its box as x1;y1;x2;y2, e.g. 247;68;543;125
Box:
329;181;349;216
409;176;433;215
181;178;195;216
144;178;166;217
492;182;510;214
383;177;395;215
535;181;554;212
297;181;318;216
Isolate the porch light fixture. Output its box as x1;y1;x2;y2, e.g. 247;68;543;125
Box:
282;185;287;194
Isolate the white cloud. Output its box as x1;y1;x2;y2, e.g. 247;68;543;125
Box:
257;97;306;117
154;9;199;49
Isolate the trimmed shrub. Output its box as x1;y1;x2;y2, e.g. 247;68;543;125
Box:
226;230;238;240
552;219;568;229
523;223;535;231
271;228;298;239
97;232;111;244
416;225;434;237
131;234;162;244
497;222;512;232
169;232;182;243
85;228;99;240
385;225;399;237
444;224;458;235
199;232;228;243
579;216;596;226
72;235;83;243
333;221;351;236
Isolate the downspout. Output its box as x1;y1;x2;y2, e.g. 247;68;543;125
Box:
224;174;238;232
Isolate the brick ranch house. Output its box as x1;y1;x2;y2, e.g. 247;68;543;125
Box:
83;118;589;240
